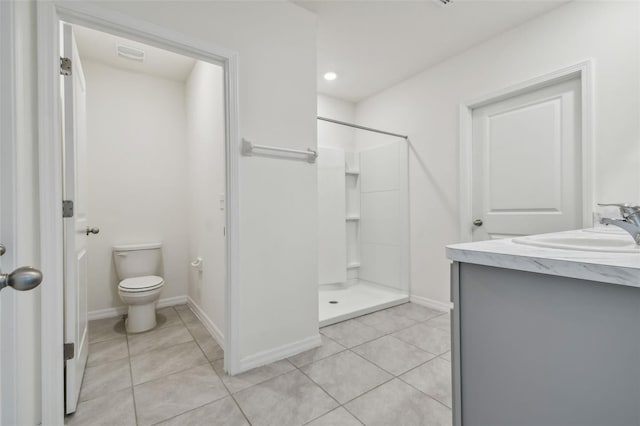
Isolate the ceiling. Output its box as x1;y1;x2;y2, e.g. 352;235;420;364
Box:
297;0;571;102
74;25;196;82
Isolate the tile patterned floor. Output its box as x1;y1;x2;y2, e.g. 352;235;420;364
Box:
65;302;452;426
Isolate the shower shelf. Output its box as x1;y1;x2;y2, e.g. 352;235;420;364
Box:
345;170;360;176
346;216;360;221
347;262;361;269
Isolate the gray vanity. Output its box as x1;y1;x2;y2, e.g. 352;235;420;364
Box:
447;229;640;426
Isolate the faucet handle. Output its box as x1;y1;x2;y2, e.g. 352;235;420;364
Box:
598;203;640;222
597;203;640;212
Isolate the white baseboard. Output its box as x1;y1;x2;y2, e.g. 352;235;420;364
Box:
87;295;188;321
238;334;322;373
187;296;225;349
158;295;189;309
410;294;452;312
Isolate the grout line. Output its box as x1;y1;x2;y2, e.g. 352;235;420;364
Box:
132;307;227;425
310;304;454;421
399;377;453;411
288;346;349;369
147;394;233;426
295;359;368;425
337;372;396;407
136;308;231;425
128;338;199;364
347;346;399;377
123;315;140;426
87;333;127;346
298;345;396;407
341;403;367;426
210;360;253;425
397;354;440;379
229;392;254;425
92;302;453;425
182;314;214;361
296;363;342;408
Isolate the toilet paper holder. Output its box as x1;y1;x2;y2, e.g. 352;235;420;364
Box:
190;257;203;271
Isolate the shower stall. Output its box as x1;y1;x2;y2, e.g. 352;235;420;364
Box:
317;117;410;326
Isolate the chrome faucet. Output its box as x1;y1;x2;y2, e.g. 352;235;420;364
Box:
598;203;640;244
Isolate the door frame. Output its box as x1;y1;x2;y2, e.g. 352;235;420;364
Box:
36;2;241;423
458;60;594;242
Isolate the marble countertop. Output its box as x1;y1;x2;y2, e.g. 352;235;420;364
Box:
446;229;640;288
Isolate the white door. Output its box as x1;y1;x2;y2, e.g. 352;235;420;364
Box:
471;77;581;241
62;23;90;414
1;2;17;422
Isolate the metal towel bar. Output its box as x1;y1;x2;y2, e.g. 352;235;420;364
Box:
241;139;318;163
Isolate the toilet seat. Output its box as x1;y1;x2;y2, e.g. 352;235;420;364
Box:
119;275;164;293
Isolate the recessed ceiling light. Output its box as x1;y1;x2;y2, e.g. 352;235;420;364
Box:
323;72;338;81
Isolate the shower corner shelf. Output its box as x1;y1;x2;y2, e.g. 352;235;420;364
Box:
345;169;360;176
347;262;361;269
346;216;360;221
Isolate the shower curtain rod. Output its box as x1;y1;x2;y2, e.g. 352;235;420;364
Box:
317;116;409;140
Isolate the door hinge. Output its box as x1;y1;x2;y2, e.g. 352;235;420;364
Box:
62;200;74;218
60;57;72;76
64;342;75;361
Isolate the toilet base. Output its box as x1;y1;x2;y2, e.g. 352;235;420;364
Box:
125;302;157;333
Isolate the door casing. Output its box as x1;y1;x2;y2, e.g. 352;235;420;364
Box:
459;60;594;242
36;2;241;424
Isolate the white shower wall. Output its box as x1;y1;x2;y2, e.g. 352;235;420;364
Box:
359;141;409;292
318;147;347;285
317;94;409;292
185;61;226;344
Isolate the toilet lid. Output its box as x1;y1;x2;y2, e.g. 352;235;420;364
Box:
119;275;164;292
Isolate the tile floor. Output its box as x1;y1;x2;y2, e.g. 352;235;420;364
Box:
65;302;452;426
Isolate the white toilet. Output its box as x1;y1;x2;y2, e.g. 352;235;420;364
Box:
113;242;165;333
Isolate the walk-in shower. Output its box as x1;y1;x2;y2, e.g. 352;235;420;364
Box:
317;116;410;326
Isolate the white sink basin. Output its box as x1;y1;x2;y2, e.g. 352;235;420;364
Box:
513;231;640;253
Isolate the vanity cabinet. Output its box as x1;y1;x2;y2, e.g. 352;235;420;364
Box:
449;253;640;426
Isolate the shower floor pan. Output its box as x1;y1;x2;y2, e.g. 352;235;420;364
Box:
319;280;409;327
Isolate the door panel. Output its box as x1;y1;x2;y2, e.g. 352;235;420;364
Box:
63;23;89;414
472;78;581;241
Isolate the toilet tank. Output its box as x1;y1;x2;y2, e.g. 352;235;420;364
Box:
113;242;162;280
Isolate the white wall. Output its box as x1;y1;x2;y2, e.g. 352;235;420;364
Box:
355;1;640;305
83;60;189;312
94;1;319;366
185;61;226;343
318;94;356;151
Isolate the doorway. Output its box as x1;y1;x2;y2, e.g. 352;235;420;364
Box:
61;22;229;414
37;3;240;423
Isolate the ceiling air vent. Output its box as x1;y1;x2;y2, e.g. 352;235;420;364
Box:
116;43;145;62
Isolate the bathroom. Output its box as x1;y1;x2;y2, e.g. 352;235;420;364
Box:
71;23;227;358
1;1;639;425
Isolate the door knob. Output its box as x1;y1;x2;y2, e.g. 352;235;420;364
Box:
0;266;43;292
86;227;100;236
473;219;483;227
0;244;5;256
